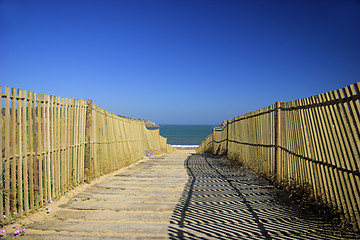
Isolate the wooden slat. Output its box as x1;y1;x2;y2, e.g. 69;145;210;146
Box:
73;100;78;184
335;87;360;228
22;90;31;215
304;96;326;202
17;89;23;216
319;92;350;220
27;92;34;211
4;87;10;218
288;102;297;182
66;98;71;187
0;86;3;217
342;86;360;172
72;100;77;183
327;90;357;216
77;101;82;182
32;92;39;208
49;95;54;199
320;93;343;209
52;96;57;197
60;97;66;192
10;88;17;214
109;116;114;171
79;101;84;181
312;95;336;207
55;96;61;197
36;93;43;207
292;100;305;185
102;109;107;175
80;101;86;182
41;94;48;204
70;98;75;186
285;103;291;181
93;105;97;178
119;118;128;167
45;94;51;201
301;98;319;196
64;98;69;189
122;119;131;164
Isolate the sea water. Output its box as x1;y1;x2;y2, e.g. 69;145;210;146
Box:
148;125;217;150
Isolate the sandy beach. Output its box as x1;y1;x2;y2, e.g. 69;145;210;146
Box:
177;149;196;154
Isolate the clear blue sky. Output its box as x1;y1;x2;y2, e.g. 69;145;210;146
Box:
1;0;359;125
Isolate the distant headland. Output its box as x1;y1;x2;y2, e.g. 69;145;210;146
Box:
141;119;159;128
117;115;159;128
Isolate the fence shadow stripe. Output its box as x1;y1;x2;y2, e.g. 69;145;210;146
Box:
168;154;360;239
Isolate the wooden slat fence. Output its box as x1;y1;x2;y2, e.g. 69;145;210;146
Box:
197;82;360;231
144;129;162;155
0;86;176;224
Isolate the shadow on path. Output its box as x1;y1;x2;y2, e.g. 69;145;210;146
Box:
168;154;359;240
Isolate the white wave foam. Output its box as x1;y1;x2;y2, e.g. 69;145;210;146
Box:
172;145;199;149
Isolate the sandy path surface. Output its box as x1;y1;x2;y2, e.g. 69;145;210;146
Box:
5;150;359;239
5;151;192;239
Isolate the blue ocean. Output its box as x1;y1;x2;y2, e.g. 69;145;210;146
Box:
148;125;216;150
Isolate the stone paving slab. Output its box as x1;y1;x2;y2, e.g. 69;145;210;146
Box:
5;152;360;239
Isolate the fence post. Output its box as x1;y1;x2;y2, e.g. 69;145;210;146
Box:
212;128;215;153
84;99;92;183
32;92;39;207
275;101;282;182
226;120;229;155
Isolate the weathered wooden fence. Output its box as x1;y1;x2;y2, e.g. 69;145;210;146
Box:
0;86;176;222
197;82;360;231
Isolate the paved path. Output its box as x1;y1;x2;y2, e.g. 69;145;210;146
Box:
10;152;359;239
